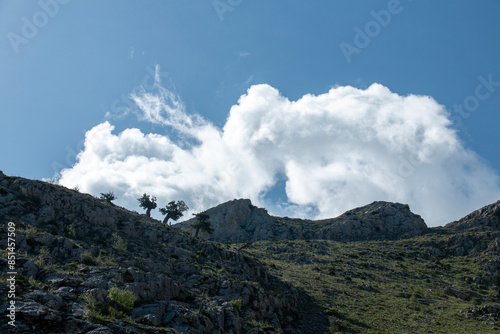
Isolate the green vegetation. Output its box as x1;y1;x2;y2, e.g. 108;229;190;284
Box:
66;223;77;238
137;193;157;217
191;212;214;237
247;319;276;331
28;276;43;289
229;298;242;315
112;233;128;253
81;291;102;320
79;249;116;267
24;225;38;239
100;191;116;203
243;233;500;333
108;287;136;314
159;200;189;225
82;287;136;321
35;247;50;267
80;250;98;266
4;174;499;333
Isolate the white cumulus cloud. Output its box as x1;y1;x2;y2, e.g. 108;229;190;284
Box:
59;82;500;226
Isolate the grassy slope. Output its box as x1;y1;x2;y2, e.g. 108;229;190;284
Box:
237;231;500;333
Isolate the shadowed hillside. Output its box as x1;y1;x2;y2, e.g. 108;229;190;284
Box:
0;172;326;333
1;171;499;333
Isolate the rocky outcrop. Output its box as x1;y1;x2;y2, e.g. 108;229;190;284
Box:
4;169;497;333
176;199;428;243
438;200;500;286
0;173;309;333
176;199;278;243
318;201;428;241
445;199;500;232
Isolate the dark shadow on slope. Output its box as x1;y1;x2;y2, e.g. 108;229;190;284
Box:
287;290;331;334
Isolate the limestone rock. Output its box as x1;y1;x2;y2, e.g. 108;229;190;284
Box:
445;199;500;232
177;199;277;243
0;173;301;333
176;199;428;243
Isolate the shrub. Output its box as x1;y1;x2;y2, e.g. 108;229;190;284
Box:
96;252;116;266
229;298;242;315
112;233;127;253
19;186;29;198
35;247;50;267
247;320;275;331
81;291;103;320
82;287;136;320
324;307;342;317
24;225;37;239
198;308;212;319
108;287;136;314
100;191;116;203
80;251;97;266
67;223;76;238
107;305;125;319
28;276;43;289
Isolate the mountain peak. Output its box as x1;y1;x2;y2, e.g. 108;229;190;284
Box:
176;199;428;243
445;199;500;232
176;198;275;243
2;173;500;333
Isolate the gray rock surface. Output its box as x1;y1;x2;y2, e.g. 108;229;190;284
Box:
0;172;308;333
3;170;496;333
445;199;500;232
177;199;277;243
176;199;428;243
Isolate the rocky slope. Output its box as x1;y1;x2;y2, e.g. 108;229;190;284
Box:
445;199;500;232
0;172;319;333
241;200;500;333
176;199;428;243
1;170;499;333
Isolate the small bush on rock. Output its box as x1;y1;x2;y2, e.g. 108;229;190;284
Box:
108;287;136;314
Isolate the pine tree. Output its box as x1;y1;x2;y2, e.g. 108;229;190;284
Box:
191;212;214;237
159;200;189;225
137;193;157;217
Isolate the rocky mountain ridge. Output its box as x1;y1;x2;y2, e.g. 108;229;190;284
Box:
0;171;499;333
176;199;428;243
445;199;500;232
0;172;317;333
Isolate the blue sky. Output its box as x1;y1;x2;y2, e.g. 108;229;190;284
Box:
1;0;499;226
